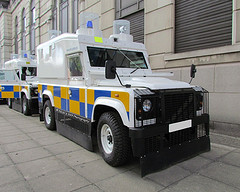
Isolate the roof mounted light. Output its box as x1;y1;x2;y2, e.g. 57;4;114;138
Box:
87;21;93;28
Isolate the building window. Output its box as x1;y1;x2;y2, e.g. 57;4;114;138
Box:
21;8;26;51
30;0;36;55
115;0;144;43
52;0;57;30
175;0;232;53
72;0;79;32
60;0;69;33
15;16;18;54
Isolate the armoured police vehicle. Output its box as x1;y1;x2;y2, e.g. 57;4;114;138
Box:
0;53;38;115
37;13;210;176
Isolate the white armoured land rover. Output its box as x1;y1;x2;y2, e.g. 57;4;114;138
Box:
0;53;38;115
37;13;210;176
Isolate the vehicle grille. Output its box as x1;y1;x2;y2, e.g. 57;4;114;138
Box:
164;92;194;124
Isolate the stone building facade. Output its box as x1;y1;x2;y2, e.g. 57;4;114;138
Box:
0;0;239;132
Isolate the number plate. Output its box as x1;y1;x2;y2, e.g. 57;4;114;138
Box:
169;120;192;133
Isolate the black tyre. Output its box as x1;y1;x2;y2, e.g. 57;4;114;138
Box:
22;94;31;116
97;112;131;167
43;100;56;130
7;98;12;108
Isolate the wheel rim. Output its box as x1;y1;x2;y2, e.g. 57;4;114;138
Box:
8;99;11;106
23;98;26;112
101;124;114;154
45;107;51;125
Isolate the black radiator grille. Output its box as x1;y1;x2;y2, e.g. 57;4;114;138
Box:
164;92;194;124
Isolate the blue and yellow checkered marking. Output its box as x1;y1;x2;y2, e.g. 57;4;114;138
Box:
40;85;130;120
0;85;21;99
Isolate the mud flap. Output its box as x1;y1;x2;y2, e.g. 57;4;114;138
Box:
140;136;210;177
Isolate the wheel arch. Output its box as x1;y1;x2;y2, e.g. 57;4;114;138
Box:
42;90;54;106
92;98;130;127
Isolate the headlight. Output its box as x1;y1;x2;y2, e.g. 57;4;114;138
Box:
142;99;152;112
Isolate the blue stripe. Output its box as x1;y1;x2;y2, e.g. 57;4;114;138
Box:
42;85;47;91
2;85;13;92
54;86;61;97
0;92;1;98
14;92;20;98
127;112;130;120
87;104;93;119
61;98;67;110
80;102;85;117
69;87;79;101
94;90;111;101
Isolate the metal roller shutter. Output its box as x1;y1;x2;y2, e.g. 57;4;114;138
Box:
175;0;232;53
123;10;144;44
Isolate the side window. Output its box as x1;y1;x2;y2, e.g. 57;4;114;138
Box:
0;70;16;81
68;54;82;77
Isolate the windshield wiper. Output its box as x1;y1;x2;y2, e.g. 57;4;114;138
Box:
117;48;141;75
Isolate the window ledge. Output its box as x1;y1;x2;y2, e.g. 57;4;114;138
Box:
165;44;240;61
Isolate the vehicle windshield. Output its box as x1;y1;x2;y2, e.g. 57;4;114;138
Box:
87;47;148;69
21;67;37;76
0;70;16;81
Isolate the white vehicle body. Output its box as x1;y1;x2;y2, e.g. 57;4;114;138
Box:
0;56;38;115
37;17;210;176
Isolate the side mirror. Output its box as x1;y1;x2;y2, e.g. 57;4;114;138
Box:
21;74;26;81
190;64;197;78
105;60;116;79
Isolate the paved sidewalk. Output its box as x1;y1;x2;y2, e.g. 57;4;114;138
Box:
0;104;240;192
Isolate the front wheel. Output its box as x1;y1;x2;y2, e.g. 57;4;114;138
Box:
43;100;56;130
97;112;131;167
22;95;31;116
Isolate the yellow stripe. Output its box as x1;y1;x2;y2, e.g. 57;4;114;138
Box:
54;96;61;109
48;85;54;95
14;85;20;92
2;92;14;98
69;100;80;115
38;84;42;92
80;89;85;102
61;87;67;99
87;89;94;105
111;91;130;112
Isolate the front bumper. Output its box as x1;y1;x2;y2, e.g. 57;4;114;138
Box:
129;114;210;176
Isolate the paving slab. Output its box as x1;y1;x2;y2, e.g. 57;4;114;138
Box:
0;134;31;144
200;143;236;160
0;180;32;192
73;184;104;192
0;124;16;131
0;153;13;168
27;130;58;139
3;140;40;153
0;165;23;186
160;175;239;192
0;129;23;137
28;169;90;192
56;149;100;167
96;170;163;192
177;156;213;172
17;156;68;180
146;165;191;187
44;141;81;155
200;162;240;190
218;152;240;167
20;125;46;133
33;134;69;146
8;147;52;164
74;159;128;183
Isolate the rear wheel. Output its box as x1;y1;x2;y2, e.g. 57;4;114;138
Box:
7;98;12;108
22;95;31;116
43;100;56;130
97;112;131;166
